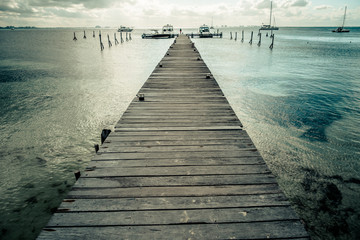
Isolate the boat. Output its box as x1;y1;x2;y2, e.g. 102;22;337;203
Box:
259;1;279;31
199;24;213;38
210;17;214;29
142;24;176;39
332;6;350;33
117;26;133;32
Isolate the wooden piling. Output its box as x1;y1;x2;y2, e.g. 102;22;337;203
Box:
107;34;112;47
114;33;119;45
235;32;237;41
38;35;309;240
249;31;253;45
83;31;86;39
241;30;244;43
126;32;129;41
73;32;77;41
93;31;95;38
99;31;104;51
258;32;262;47
270;34;275;49
230;32;233;40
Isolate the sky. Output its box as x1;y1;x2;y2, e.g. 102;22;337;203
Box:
0;0;359;28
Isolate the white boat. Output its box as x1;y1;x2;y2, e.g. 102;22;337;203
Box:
142;24;176;39
332;6;350;33
199;24;213;38
118;26;133;32
259;1;279;31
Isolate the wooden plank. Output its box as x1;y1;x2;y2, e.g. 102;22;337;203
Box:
47;206;299;227
66;184;282;199
58;194;291;211
82;165;271;177
38;221;308;240
75;174;276;188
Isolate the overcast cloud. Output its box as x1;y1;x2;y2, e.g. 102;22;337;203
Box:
0;0;359;27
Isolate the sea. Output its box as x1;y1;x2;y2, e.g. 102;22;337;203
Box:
0;27;359;240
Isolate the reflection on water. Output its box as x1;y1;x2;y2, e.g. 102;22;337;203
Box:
0;27;360;239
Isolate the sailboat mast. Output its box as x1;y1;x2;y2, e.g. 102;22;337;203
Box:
269;1;273;27
342;6;347;28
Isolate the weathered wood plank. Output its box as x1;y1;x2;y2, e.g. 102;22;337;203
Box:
47;206;299;227
38;221;308;240
58;194;291;212
67;184;282;199
75;174;276;188
82;165;271;177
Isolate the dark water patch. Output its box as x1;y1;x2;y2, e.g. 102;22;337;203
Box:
345;178;360;185
0;68;50;83
25;196;38;204
23;183;35;189
290;167;360;239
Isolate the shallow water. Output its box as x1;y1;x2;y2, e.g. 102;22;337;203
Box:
0;27;359;239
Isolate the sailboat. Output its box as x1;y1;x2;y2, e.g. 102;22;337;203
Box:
210;17;214;29
332;6;350;33
259;1;279;31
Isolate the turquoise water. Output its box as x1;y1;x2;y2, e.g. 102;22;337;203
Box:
0;27;359;239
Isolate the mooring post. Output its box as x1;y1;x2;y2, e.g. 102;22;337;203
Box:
94;144;99;153
101;129;112;144
258;32;262;46
74;171;81;181
241;30;244;42
235;32;237;41
99;31;104;51
114;33;119;45
73;32;77;41
230;32;232;40
249;31;253;45
83;31;86;39
269;34;275;49
107;34;112;47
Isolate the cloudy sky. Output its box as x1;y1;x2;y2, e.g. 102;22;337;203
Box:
0;0;359;28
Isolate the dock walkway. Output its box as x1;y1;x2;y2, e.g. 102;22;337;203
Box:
38;35;309;239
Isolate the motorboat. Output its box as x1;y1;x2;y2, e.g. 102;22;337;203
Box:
142;24;176;39
199;24;213;38
118;26;133;32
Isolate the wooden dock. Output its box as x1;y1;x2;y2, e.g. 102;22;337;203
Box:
38;35;309;239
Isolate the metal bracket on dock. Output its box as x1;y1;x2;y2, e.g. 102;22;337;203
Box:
137;93;145;101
